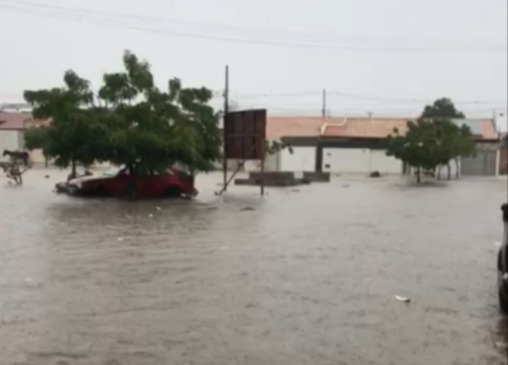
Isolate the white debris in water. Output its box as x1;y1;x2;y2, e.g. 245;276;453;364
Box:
149;214;154;218
221;246;227;251
118;237;124;242
23;278;33;283
394;295;411;303
495;341;507;350
156;206;162;211
494;241;502;248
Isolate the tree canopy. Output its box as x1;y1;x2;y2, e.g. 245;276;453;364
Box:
421;97;465;119
24;51;221;180
386;99;475;182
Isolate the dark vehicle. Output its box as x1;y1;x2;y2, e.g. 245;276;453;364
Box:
56;165;197;199
498;203;508;314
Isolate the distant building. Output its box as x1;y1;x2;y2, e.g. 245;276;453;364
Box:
0;112;49;164
253;116;500;177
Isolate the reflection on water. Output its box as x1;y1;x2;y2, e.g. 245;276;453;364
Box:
0;169;507;365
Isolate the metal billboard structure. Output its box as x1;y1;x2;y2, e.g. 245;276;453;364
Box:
224;109;266;160
217;109;267;196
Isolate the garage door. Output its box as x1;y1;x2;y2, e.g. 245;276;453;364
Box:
279;147;316;172
461;150;497;176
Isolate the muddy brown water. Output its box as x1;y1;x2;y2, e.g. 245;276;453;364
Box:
0;169;507;365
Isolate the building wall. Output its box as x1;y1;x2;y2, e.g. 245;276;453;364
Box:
461;149;498;176
0;130;23;158
244;153;278;172
322;148;401;174
279;146;316;172
29;149;47;165
500;147;507;175
368;149;402;174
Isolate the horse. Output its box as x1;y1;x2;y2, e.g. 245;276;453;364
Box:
2;150;30;167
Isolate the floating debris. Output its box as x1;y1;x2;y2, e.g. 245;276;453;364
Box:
148;214;154;218
495;341;507;350
156;206;162;211
394;295;411;303
494;241;502;248
240;207;255;212
342;184;350;188
117;237;124;242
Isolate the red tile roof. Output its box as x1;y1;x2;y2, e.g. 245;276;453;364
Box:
267;117;498;141
0;112;49;130
479;119;498;140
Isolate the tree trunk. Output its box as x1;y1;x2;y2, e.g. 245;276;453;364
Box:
437;166;441;180
416;167;421;183
71;159;77;179
447;164;451;180
44;153;48;168
455;158;460;179
128;164;137;200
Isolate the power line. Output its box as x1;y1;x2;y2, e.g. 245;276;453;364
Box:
0;0;505;53
4;0;504;49
230;90;507;105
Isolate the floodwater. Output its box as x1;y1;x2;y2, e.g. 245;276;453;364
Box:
0;168;507;365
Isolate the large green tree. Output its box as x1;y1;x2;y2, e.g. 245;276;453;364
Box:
24;50;221;196
96;51;220;177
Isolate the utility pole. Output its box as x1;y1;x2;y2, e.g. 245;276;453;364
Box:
222;65;229;191
321;88;327;118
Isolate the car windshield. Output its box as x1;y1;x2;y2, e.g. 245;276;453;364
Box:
172;162;192;176
101;166;124;177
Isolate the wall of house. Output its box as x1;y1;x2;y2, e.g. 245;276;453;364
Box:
243;153;278;172
461;149;498;176
279;146;316;172
29;149;47;165
0;130;23;158
368;150;402;174
322;148;401;174
500;147;507;175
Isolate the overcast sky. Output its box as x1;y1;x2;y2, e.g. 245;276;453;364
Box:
0;0;506;125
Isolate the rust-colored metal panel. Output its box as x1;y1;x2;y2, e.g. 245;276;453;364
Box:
224;109;266;160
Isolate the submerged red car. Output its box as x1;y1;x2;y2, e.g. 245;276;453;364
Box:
58;165;197;199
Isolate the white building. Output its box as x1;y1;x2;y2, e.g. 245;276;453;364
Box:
0;112;48;165
245;116;500;177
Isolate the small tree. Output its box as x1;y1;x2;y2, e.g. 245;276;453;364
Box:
386;117;474;183
420;97;470;179
24;71;97;177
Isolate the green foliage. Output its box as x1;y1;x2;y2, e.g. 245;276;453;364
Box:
24;71;97;173
24;126;49;151
386;99;474;182
23;50;221;181
421;97;465;119
265;140;293;156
